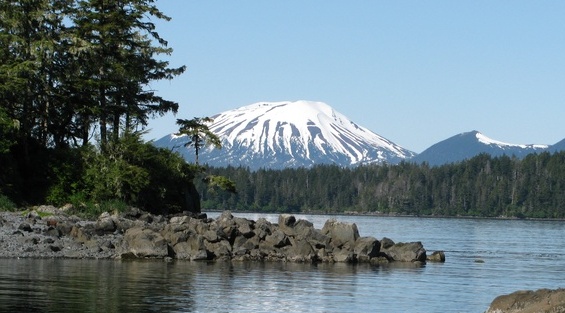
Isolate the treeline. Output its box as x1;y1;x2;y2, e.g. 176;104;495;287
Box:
197;152;565;219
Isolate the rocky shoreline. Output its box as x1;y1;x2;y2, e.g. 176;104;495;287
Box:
0;205;445;263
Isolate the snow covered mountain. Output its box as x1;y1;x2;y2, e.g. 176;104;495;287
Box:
154;100;416;169
411;130;549;166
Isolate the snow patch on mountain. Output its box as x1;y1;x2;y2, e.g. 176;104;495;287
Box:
476;132;548;149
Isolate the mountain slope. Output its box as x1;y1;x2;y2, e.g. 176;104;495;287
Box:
548;138;565;153
154;101;416;169
411;130;548;166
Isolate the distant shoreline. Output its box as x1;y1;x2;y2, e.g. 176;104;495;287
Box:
205;209;565;222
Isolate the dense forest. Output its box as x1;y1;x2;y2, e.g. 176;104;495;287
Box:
0;0;212;216
197;152;565;219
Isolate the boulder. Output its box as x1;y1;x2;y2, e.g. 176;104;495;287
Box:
172;234;209;260
56;221;74;236
170;215;191;224
43;226;61;238
486;288;565;313
254;218;273;240
354;236;380;262
381;241;426;263
263;229;290;249
70;225;92;243
321;218;359;249
427;250;446;262
18;223;33;232
119;227;169;258
232;235;257;256
233;217;255;238
94;213;116;234
278;214;297;235
204;239;232;260
333;248;357;263
285;237;315;262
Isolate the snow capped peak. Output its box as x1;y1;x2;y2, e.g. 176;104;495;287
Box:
158;100;415;169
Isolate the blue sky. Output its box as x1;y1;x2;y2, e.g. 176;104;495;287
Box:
147;1;565;153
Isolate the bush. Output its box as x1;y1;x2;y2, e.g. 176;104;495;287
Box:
0;194;16;211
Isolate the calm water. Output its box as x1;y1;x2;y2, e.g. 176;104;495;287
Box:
1;213;564;313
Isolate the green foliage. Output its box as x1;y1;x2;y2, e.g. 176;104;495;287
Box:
204;175;237;194
45;147;87;206
83;138;150;204
80;132;197;214
0;194;16;211
198;152;565;219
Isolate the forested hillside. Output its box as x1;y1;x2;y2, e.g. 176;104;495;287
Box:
197;152;565;219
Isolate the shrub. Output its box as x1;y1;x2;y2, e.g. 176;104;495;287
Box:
0;194;16;211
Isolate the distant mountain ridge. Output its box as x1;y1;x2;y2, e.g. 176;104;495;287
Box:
153;101;564;169
154;101;415;169
410;130;550;166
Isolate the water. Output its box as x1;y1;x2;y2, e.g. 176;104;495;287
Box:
1;213;564;313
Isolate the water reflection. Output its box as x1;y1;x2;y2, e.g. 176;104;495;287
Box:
0;259;427;313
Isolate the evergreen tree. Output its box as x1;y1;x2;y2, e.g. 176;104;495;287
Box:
176;117;221;165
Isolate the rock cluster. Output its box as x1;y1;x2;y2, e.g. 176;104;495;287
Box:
0;206;445;264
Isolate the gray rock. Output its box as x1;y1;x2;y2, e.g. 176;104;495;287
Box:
205;240;233;260
233;217;254;238
70;226;91;243
18;223;33;232
321;218;359;249
263;229;290;248
381;241;426;262
44;226;61;238
427;250;446;262
486;288;565;313
119;227;169;258
354;236;380;262
170;216;191;224
285;237;315;262
332;247;356;263
95;214;116;234
172;234;209;260
254;218;273;240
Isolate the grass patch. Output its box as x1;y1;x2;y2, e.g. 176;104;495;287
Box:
69;199;130;219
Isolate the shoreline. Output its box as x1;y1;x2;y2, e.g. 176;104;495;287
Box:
205;209;565;222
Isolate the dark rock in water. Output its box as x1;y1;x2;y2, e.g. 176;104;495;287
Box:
354;237;380;262
486;288;565;313
380;241;426;263
427;250;446;262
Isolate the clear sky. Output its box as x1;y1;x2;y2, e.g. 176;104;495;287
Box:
146;0;565;153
